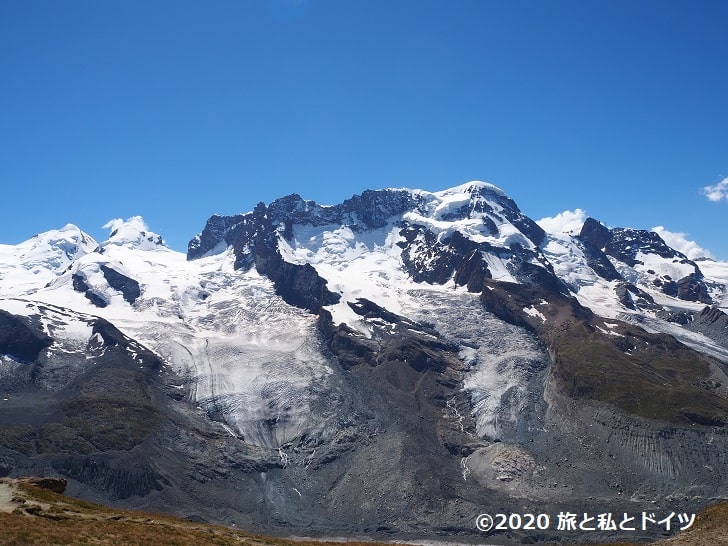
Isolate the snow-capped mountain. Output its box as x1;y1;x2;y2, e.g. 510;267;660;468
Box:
1;181;728;541
0;224;98;295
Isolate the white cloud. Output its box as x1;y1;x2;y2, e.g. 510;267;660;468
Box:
536;209;587;235
652;226;712;260
102;216;149;234
101;216;164;249
702;177;728;202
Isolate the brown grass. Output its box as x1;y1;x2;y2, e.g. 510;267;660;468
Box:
3;479;727;546
0;481;402;546
550;319;728;426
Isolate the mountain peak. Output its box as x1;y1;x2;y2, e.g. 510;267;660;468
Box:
433;180;506;199
10;224;98;272
102;216;165;250
2;181;728;543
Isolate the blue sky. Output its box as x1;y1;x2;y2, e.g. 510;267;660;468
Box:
1;0;727;258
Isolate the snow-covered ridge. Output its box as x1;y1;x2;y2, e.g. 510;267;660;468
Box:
184;181;728;330
4;183;728;540
102;216;165;250
0;224;98;296
400;181;539;250
2;182;728;451
269;181;547;331
540;215;726;319
0;220;335;450
0;223;97;270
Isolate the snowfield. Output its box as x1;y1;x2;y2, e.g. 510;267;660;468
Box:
2;182;727;453
0;221;336;450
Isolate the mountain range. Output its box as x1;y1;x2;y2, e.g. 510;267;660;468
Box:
1;181;727;543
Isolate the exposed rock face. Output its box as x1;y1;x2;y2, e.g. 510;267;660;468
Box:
575;227;623;282
321;298;461;375
677;272;712;303
0;309;53;362
71;273;108;308
188;190;418;261
579;216;612;250
2;183;728;542
605;227;682;266
100;265;141;304
684;306;728;348
187;200;340;311
579;217;712;303
480;279;728;426
397;225;460;285
340;189;417;229
397;226;567;293
188;186;556;294
186;213;247;259
255;242;340;313
614;281;656;310
71;266;141;307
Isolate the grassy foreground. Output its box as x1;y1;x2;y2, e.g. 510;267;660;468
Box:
1;478;726;545
0;479;392;546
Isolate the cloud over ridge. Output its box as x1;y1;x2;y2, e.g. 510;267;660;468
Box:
652;226;712;260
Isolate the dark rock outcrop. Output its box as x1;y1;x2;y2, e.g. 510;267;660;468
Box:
579;217;712;303
579;217;611;250
72;273;109;308
341;189;417;229
677;273;712;303
397;225;458;285
685;306;728;348
188;189;418;262
574;228;623;282
187;186;553;298
255;245;340;313
187;213;247;260
188;200;340;312
0;309;53;363
614;282;656;310
397;224;567;293
605;227;682;267
100;265;141;304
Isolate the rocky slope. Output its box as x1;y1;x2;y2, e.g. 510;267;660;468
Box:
1;182;727;543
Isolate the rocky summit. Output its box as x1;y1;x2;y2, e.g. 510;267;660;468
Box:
1;181;728;543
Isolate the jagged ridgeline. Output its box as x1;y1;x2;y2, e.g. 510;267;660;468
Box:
1;182;727;542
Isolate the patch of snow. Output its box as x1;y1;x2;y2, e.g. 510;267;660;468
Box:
280;223;411;333
523;306;546;322
482;253;517;283
699;259;728;309
632;251;695;281
596;325;624;338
